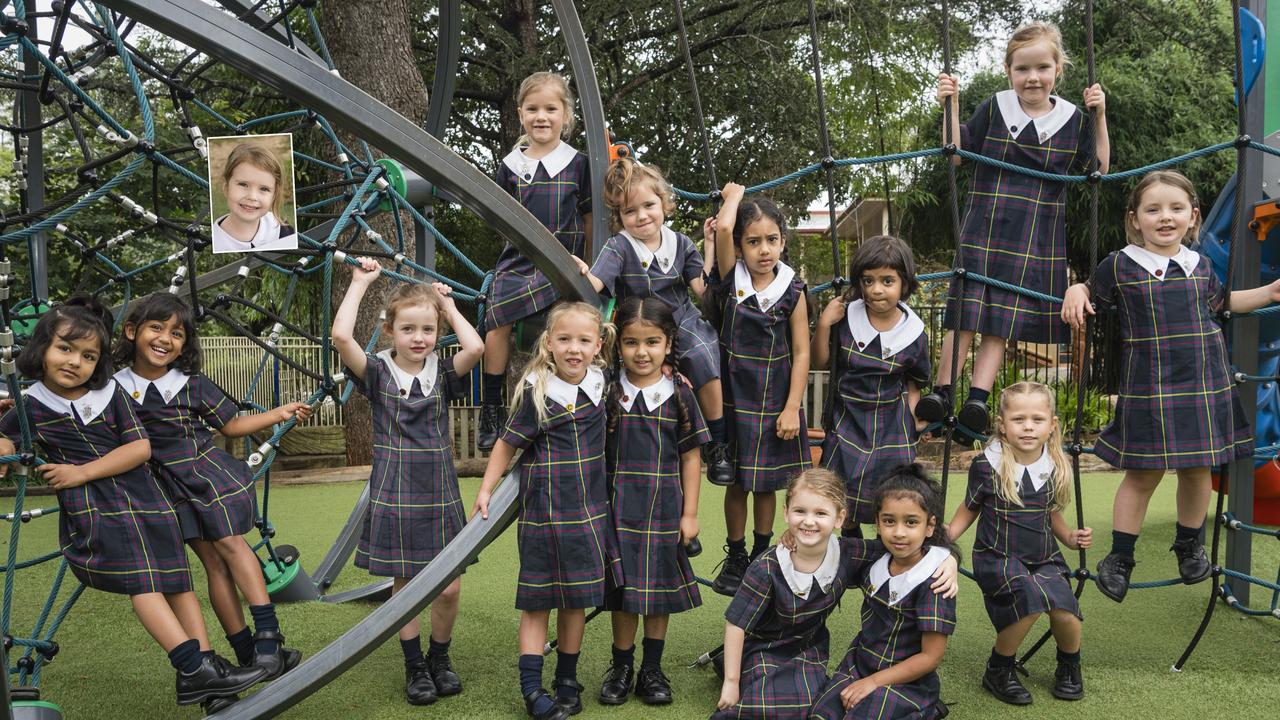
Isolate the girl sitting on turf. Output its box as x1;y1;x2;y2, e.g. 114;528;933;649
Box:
473;301;621;720
113;292;309;711
0;297;266;708
947;382;1092;705
811;234;931;537
713;468;957;720
598;297;708;707
333;257;484;705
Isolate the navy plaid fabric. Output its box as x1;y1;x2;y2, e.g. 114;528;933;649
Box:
350;354;468;578
712;540;884;720
1088;251;1253;468
821;317;931;524
715;272;810;492
591;230;721;388
810;567;956;720
944;95;1094;344
604;382;708;615
502;383;622;610
485;151;592;329
121;374;257;541
0;384;192;595
965;454;1080;632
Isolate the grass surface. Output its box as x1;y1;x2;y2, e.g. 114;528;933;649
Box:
4;472;1279;719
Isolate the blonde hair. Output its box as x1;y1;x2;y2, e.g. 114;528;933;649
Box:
511;301;615;426
777;468;848;549
1124;170;1201;246
222;143;286;218
603;158;676;234
990;382;1072;512
1004;21;1072;76
514;72;576;151
382;282;446;334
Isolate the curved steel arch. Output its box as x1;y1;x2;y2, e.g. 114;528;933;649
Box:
551;0;609;258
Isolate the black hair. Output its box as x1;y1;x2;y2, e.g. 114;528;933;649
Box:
843;234;919;302
703;195;791;333
16;295;115;390
874;463;955;557
112;292;203;374
606;297;693;436
732;196;789;251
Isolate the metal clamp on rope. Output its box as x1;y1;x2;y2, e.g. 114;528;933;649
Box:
332;249;347;263
247;441;276;468
97;124;139;149
118;196;158;225
942;143;958;157
168;265;187;294
266;323;283;349
1087;170;1103;184
336;152;349;165
375;177;390;191
71;63;96;83
820;156;836;170
185;124;208;159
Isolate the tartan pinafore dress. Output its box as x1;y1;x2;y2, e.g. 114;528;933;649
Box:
809;547;956;720
711;537;886;720
0;381;192;595
351;350;468;577
501;366;622;610
114;368;257;541
966;445;1080;632
590;226;721;389
604;373;708;616
946;90;1095;344
821;301;931;523
1087;246;1253;469
717;260;809;491
484;142;592;330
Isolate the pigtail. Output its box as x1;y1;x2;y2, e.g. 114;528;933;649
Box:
1045;420;1073;513
671;367;693;437
605;376;624;436
993;439;1026;508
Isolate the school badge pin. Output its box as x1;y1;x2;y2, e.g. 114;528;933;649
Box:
132;391;141;399
889;590;899;602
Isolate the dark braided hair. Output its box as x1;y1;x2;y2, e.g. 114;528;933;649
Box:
874;463;958;560
607;297;693;436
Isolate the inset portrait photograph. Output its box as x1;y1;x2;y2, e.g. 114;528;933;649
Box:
207;133;298;253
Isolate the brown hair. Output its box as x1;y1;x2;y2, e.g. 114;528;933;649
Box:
222;143;286;218
991;382;1072;512
777;468;848;549
603;159;676;234
1004;21;1071;76
514;72;576;150
382;283;445;333
1124;170;1200;246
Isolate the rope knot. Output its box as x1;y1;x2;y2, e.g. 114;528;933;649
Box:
1234;134;1252;149
2;16;29;37
942;143;958;157
1087;170;1103;184
820;156;836;170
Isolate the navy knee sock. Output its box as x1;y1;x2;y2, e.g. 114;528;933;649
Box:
226;627;254;667
1056;648;1081;664
401;635;423;666
428;636;451;658
612;644;635;668
1175;522;1204;544
989;648;1015;668
483;373;505;406
519;654;553;713
249;603;280;654
641;637;665;670
169;639;203;675
554;650;580;699
707;416;727;445
968;387;990;404
1111;531;1138;560
727;537;747;555
750;532;773;560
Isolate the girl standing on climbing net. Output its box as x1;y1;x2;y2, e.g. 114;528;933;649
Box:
332;258;484;705
1063;170;1280;602
479;72;594;453
113;292;311;712
947;382;1091;706
472;301;621;720
916;21;1110;436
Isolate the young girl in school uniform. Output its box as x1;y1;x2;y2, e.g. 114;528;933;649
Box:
917;21;1109;436
947;382;1092;705
713;468;956;720
473;301;621;720
211;142;297;253
598;297;708;707
575;158;732;484
809;464;958;720
0;299;266;708
709;181;811;597
479;72;594;451
112;293;309;706
1063;170;1280;602
333;258;484;705
811;235;930;535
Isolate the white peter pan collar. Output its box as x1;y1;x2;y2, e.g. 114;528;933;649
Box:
984;441;1055;492
1121;244;1199;280
376;349;438;398
734;260;796;311
995;89;1078;143
501;141;577;182
846;300;925;358
777;534;840;598
534;365;605;410
114;367;191;405
618;372;674;412
212;211;287;252
622;225;678;273
867;545;950;607
26;380;116;424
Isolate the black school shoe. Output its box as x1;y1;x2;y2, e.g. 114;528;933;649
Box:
1095;552;1136;603
176;655;268;706
915;390;951;424
634;665;674;705
1052;659;1084;700
703;442;735;486
598;661;633;705
201;693;238;716
1170;537;1212;584
711;545;750;596
428;652;462;696
525;689;571;720
251;629;302;680
478;405;505;451
957;399;990;436
405;657;438;705
552;677;583;715
981;663;1033;706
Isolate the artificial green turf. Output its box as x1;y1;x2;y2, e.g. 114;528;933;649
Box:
3;473;1278;719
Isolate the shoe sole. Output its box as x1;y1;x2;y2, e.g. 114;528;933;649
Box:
1051;688;1084;701
1180;567;1212;585
981;677;1033;706
597;694;630;706
707;475;736;487
711;581;740;597
637;694;673;705
915;397;947;423
177;667;269;706
957;406;988;435
436;684;463;697
1094;578;1127;603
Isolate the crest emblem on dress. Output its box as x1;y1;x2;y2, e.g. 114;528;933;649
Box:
889;590;899;602
164;390;173;402
82;405;93;418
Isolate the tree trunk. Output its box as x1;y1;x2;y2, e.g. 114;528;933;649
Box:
319;0;429;465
